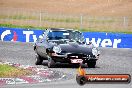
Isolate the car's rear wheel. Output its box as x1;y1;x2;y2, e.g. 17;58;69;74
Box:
48;57;55;68
35;54;43;65
87;61;96;68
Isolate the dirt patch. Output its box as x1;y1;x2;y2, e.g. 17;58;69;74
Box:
0;0;132;16
0;0;132;32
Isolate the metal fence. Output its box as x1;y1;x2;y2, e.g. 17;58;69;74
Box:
0;8;132;32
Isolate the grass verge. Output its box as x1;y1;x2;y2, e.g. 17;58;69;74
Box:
0;64;32;77
0;23;132;34
0;23;46;30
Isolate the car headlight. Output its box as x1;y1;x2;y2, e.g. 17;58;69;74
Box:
53;46;62;53
92;48;98;56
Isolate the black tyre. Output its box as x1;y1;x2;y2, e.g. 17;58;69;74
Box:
87;61;96;68
35;54;43;65
76;75;87;85
48;57;55;68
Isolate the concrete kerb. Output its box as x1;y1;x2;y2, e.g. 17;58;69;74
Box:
0;61;73;86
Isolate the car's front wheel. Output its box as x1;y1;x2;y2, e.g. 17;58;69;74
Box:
35;54;43;65
48;57;55;68
87;61;96;68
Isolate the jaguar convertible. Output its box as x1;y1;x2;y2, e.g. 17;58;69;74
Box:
34;28;100;68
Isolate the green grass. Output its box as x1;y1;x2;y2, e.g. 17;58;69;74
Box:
0;15;80;23
0;64;16;72
0;14;132;33
81;28;132;34
0;15;117;23
0;64;32;77
0;23;47;30
42;17;80;23
0;23;132;34
0;15;37;20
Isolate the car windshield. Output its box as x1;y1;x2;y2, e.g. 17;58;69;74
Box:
71;31;84;42
48;31;70;40
47;30;84;42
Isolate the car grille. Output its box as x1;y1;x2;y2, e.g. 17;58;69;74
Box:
67;53;89;59
50;40;66;44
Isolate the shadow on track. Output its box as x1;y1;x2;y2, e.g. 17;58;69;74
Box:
41;60;100;68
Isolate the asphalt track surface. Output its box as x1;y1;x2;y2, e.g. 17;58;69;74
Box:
0;41;132;88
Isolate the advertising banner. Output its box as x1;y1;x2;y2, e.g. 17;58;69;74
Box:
83;32;132;48
0;27;44;42
0;27;132;48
